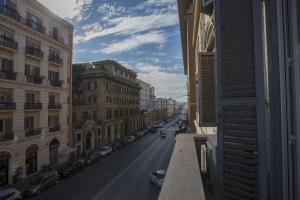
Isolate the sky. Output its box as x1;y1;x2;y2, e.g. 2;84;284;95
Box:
38;0;186;102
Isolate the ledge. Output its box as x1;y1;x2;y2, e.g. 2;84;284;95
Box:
159;134;206;200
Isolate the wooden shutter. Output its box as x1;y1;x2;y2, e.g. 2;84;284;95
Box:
198;52;216;126
215;0;267;199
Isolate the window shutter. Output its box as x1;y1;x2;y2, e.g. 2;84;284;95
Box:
198;52;216;126
216;0;267;200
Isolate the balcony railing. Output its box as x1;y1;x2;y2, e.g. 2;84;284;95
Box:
0;102;15;110
25;128;41;137
24;102;42;110
0;5;20;21
0;35;18;50
25;19;46;34
0;71;16;80
49;80;63;87
25;47;44;59
50;32;64;43
72;99;87;106
0;132;14;142
26;75;44;84
48;103;62;109
49;55;63;65
49;125;61;132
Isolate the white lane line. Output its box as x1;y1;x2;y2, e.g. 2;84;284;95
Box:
89;137;162;200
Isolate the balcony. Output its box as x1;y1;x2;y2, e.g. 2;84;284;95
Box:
49;55;63;65
0;5;20;21
48;103;62;109
0;132;14;142
25;128;41;137
0;71;16;81
25;19;46;34
25;47;44;59
24;102;42;110
72;98;87;106
49;125;61;132
49;80;63;87
50;32;64;43
158;134;206;200
0;35;18;51
26;75;44;84
0;102;15;110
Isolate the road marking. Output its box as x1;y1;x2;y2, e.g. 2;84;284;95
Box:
90;137;162;200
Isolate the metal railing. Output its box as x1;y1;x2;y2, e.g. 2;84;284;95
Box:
26;75;44;84
0;102;15;110
24;102;42;110
25;47;44;59
49;80;63;87
0;35;18;50
0;132;14;142
49;125;61;132
25;128;42;137
48;103;62;109
0;5;20;21
49;55;63;65
24;19;46;34
0;71;16;80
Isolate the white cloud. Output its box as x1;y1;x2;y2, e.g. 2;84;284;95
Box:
77;49;88;53
138;71;186;99
38;0;93;20
101;31;167;54
135;63;162;73
97;3;127;21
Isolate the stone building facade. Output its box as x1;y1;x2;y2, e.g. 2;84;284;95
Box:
0;0;73;186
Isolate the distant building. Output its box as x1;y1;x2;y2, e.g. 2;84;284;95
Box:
155;98;179;118
136;79;152;112
0;0;73;186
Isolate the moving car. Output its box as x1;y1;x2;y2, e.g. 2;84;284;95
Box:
99;146;112;157
23;171;59;196
58;159;85;178
160;131;167;138
127;136;135;143
85;152;101;166
0;188;22;200
149;170;166;188
149;126;157;133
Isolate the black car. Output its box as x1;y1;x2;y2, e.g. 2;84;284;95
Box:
149;126;157;133
85;152;101;166
58;159;85;178
23;171;59;197
112;141;122;151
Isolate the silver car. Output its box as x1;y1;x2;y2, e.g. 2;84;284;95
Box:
0;188;22;200
99;146;112;157
149;170;166;188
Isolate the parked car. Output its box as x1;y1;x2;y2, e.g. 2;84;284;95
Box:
112;141;122;151
99;146;112;157
149;126;157;133
149;170;166;188
85;152;101;166
23;171;59;196
58;159;85;178
160;130;167;138
0;188;22;200
127;136;135;143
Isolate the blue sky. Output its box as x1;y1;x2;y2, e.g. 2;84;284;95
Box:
38;0;186;101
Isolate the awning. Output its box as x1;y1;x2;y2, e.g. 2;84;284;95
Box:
58;147;77;156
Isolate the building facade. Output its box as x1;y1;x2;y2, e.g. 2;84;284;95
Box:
136;78;152;112
0;0;73;186
72;60;143;154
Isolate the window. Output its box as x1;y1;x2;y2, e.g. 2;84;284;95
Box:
88;81;97;90
88;96;97;104
48;115;59;127
26;38;41;50
26;93;35;103
25;64;40;76
82;111;89;120
0;90;12;103
49;95;56;105
48;71;59;81
24;116;34;130
72;112;77;122
76;133;81;142
93;111;97;121
52;27;59;40
49;48;59;58
106;109;112;120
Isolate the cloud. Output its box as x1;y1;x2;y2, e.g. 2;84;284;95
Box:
100;31;167;54
38;0;93;20
138;71;186;99
135;63;162;73
97;3;127;21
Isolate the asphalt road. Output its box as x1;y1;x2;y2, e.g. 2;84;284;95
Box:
33;119;177;200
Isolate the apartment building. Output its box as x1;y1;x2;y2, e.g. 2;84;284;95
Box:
72;60;143;153
0;0;73;186
159;0;300;200
136;78;152;112
155;98;179;118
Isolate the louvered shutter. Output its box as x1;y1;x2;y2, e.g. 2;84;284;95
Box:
198;52;216;126
215;0;267;199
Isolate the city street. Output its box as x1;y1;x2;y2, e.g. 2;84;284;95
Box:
33;119;178;200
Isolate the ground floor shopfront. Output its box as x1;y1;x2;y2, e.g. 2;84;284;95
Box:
0;133;69;186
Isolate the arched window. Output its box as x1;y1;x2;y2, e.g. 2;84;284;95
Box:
49;139;59;165
26;144;39;175
0;151;11;186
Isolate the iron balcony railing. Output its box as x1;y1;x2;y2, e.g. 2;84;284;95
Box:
0;102;15;110
26;75;44;84
49;55;63;65
25;47;44;59
24;102;42;110
49;80;63;87
0;132;14;142
25;128;41;137
50;31;65;43
0;5;20;21
49;125;61;132
25;19;46;34
48;103;62;109
0;71;16;80
0;35;18;50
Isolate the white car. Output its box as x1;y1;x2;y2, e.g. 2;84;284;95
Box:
127;136;135;143
0;188;22;200
99;146;112;157
149;170;166;188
